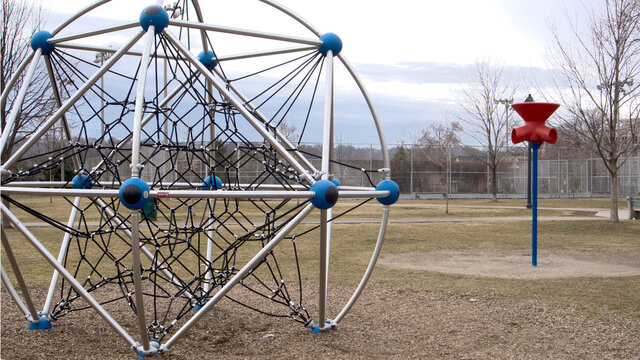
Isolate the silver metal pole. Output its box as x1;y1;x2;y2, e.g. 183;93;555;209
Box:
318;49;334;330
128;25;156;353
1;263;30;317
2;30;145;170
55;42;165;60
320;51;334;178
0;203;137;346
168;19;322;46
162;204;314;350
130;211;150;351
319;209;329;329
130;27;155;179
203;98;216;295
43;196;81;315
216;46;317;62
0;186;386;200
1;227;40;323
48;22;140;44
100;70;105;137
163;58;169;182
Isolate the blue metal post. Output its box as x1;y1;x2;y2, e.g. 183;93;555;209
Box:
530;141;540;266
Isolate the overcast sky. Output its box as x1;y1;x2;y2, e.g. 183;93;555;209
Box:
37;0;590;145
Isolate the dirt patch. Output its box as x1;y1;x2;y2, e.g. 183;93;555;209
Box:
2;285;640;359
378;250;640;279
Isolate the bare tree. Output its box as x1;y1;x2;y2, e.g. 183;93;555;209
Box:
1;0;57;228
1;0;56;168
549;0;640;221
458;61;516;201
278;118;298;144
419;120;462;213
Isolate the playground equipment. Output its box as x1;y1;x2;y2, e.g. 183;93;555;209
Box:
511;95;559;266
0;1;398;356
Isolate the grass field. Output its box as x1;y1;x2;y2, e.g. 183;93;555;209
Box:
2;196;639;358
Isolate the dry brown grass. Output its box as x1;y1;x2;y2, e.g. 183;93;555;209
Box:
2;197;639;358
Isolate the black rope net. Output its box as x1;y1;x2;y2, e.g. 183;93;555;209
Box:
2;1;385;343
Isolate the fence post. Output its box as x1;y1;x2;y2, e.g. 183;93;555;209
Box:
410;144;414;195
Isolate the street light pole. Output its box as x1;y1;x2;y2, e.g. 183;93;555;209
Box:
524;94;534;209
494;98;514;153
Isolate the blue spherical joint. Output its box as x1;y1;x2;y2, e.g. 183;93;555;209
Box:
28;317;52;330
202;175;222;190
311;325;320;334
30;31;55;55
119;178;151;210
376;180;399;205
318;33;342;56
72;174;93;189
310;179;339;210
331;178;341;187
139;5;169;34
198;50;218;71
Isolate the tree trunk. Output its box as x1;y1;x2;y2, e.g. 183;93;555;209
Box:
609;163;619;222
445;169;450;214
491;165;498;202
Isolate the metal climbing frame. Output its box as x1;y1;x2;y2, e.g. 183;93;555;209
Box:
0;0;399;356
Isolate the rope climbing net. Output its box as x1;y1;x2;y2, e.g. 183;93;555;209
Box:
0;0;398;356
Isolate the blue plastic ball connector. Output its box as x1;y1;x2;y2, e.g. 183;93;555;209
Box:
311;325;321;334
72;174;93;189
198;50;218;71
310;179;339;210
202;175;222;190
28;316;52;330
119;178;151;210
331;178;341;187
139;5;170;34
375;180;400;205
318;33;342;57
30;30;55;55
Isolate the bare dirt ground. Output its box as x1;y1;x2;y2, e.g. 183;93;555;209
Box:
379;249;640;279
2;282;640;359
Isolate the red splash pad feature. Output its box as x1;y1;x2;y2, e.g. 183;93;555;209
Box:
511;102;560;144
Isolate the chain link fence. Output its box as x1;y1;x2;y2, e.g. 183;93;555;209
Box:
30;140;639;198
326;143;640;199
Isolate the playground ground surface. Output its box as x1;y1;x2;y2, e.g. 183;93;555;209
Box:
2;197;639;359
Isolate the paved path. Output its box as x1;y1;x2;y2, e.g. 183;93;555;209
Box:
18;215;612;228
13;202;631;228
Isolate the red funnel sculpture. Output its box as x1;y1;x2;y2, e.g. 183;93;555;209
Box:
510;98;559;267
511;102;559;144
